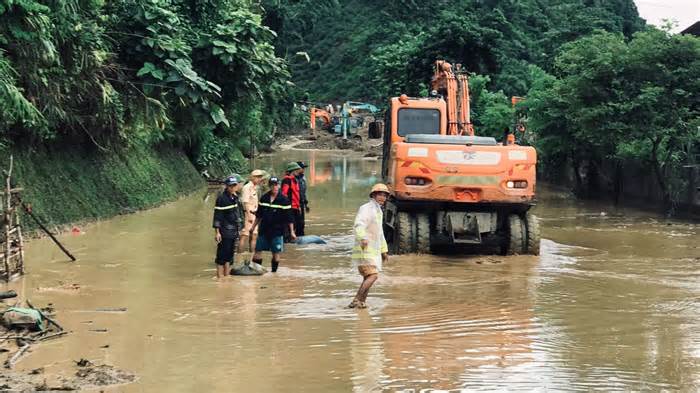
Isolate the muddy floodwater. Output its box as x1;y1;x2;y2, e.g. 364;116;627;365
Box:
3;151;699;391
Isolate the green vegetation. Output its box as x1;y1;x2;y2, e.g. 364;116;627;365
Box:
0;0;300;228
527;29;700;207
266;0;698;209
1;0;697;218
264;0;643;101
0;0;294;174
9;143;202;229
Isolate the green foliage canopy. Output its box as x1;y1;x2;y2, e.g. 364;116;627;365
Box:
0;0;293;174
527;29;700;206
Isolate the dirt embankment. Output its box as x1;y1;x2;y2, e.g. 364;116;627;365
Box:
274;124;383;157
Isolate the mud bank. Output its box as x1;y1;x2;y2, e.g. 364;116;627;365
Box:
273;126;383;157
1;359;135;391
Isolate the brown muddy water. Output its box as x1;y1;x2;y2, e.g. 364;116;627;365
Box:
2;151;699;392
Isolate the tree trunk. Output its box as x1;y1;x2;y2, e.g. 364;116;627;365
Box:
613;160;623;206
650;139;672;210
571;151;584;197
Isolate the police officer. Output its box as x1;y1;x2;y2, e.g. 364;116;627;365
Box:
295;161;310;236
250;176;296;273
213;174;243;279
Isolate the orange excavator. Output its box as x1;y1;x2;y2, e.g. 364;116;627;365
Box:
309;107;332;133
381;60;540;255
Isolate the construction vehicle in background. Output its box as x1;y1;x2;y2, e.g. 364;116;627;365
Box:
334;101;381;138
309;107;333;133
381;60;540;255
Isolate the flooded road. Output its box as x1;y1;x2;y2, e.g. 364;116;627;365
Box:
3;151;699;391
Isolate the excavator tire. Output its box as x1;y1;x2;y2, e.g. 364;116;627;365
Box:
368;121;383;139
525;212;541;255
393;211;414;254
415;213;430;253
506;214;526;255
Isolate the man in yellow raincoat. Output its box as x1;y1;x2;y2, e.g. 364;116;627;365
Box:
348;184;390;309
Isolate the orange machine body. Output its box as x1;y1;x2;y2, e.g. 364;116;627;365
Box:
310;107;332;131
383;97;536;205
380;60;540;255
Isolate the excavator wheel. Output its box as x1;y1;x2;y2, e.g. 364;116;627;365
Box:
368;121;383;139
525;212;541;255
392;211;414;254
506;214;526;255
415;213;430;253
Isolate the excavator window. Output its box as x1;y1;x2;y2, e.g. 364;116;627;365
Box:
397;108;440;137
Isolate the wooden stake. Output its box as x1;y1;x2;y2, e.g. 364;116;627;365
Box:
15;204;24;274
20;201;76;262
3;156;12;281
4;343;30;369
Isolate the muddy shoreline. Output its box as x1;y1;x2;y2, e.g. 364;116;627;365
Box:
1;297;136;391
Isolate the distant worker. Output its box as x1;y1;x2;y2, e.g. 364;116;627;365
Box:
212;174;243;279
295;161;310;236
281;162;302;242
501;126;510;145
250;177;296;272
239;169;266;253
348;183;390;309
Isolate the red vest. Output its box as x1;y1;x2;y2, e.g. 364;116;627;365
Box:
281;175;301;209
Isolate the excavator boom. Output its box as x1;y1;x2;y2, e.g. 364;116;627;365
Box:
430;61;473;136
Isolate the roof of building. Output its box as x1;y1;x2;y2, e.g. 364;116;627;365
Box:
681;21;700;36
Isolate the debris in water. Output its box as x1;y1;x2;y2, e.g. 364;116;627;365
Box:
94;307;127;313
75;359;93;367
0;290;18;300
295;235;327;245
231;260;267;276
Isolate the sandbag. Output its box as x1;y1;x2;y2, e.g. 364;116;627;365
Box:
230;260;267;276
295;235;327;245
0;290;17;300
2;307;44;331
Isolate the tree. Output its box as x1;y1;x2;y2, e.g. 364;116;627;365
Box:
527;29;700;208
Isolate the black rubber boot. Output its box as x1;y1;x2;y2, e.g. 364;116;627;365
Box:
253;258;263;266
271;260;279;272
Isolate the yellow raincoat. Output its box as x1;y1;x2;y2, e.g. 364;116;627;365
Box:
352;199;388;270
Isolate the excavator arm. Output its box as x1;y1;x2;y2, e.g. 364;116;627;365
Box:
310;108;332;131
430;61;474;136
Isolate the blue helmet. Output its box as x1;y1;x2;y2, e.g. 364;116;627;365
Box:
224;174;242;186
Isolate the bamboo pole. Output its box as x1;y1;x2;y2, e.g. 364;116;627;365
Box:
16;205;24;274
4;156;12;281
20;201;76;262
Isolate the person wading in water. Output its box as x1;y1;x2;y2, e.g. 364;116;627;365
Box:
281;162;302;242
348;183;390;309
249;177;296;272
239;169;265;253
295;161;310;236
212;174;243;279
